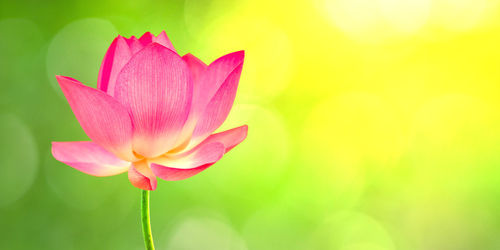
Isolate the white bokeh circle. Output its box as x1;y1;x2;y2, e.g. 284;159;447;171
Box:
206;103;290;198
44;148;123;211
164;213;247;250
432;0;488;31
378;0;431;34
308;210;396;250
46;18;118;97
0;114;38;207
0;18;43;94
242;204;312;250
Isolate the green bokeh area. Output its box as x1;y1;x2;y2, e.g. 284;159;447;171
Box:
2;0;500;249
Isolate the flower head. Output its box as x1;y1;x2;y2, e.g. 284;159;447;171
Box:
52;31;247;190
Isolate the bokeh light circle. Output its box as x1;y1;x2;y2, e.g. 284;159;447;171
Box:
44;148;122;211
299;92;407;210
46;18;118;97
308;211;395;250
44;222;76;250
0;114;38;207
0;18;43;98
242;204;312;250
432;0;488;31
204;18;293;103
410;94;499;187
322;0;433;42
185;0;293;103
401;196;495;250
378;0;431;34
323;0;393;44
164;213;247;250
340;243;391;250
184;0;244;40
303;92;407;167
207;104;290;198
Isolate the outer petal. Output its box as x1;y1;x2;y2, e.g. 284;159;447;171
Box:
182;53;207;83
114;43;193;158
154;31;177;53
171;51;244;152
52;141;130;176
125;36;144;54
169;53;209;150
136;31;177;53
124;36;137;47
57;76;137;161
97;35;132;96
128;161;157;190
192;51;245;118
150;142;225;181
200;125;248;153
138;31;154;45
188;60;244;147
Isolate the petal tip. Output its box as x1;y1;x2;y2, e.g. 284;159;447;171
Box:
50;141;59;159
128;166;157;190
241;124;249;133
231;50;245;60
55;75;69;82
115;35;127;42
231;50;245;61
55;75;80;85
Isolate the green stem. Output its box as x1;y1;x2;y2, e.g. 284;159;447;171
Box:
141;190;155;250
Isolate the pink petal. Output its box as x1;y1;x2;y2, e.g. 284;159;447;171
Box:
135;31;177;53
168;53;209;149
192;51;245;118
124;36;137;47
154;31;177;53
114;43;193;158
97;36;132;96
151;165;210;182
138;31;154;45
188;57;244;147
150;142;225;181
57;76;137;161
172;51;244;151
201;125;248;153
182;53;207;83
125;36;144;54
201;50;245;102
128;161;157;190
52;141;130;177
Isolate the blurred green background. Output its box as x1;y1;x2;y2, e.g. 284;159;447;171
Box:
2;0;500;249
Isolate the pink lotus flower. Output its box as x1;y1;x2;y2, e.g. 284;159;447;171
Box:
52;31;247;191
